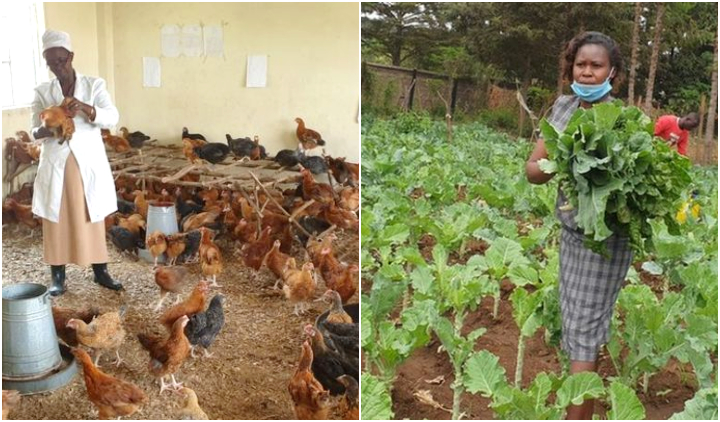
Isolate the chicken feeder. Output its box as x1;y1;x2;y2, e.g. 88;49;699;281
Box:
2;283;77;394
138;200;179;264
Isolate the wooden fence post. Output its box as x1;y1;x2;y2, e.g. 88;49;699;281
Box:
450;78;459;115
408;69;418;110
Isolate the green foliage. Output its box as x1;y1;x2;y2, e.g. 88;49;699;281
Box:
669;386;719;420
361;373;395;420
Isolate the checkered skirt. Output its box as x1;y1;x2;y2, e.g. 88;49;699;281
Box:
558;227;633;362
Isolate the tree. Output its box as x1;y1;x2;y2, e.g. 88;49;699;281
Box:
705;32;717;150
628;2;642;105
644;3;665;113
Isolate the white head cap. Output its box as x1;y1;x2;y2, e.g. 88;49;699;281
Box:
42;30;73;53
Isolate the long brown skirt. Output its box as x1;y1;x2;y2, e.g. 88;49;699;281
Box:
43;153;109;266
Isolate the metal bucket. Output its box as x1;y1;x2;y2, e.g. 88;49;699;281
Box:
139;201;179;264
2;283;62;380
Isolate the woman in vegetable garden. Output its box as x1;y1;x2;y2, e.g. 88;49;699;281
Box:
525;31;629;420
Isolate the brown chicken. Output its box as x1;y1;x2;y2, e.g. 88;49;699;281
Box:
241;226;274;272
40;97;74;144
52;305;101;347
100;129;131;153
326;156;359;187
133;190;149;220
261;239;297;288
165;233;187;266
198;227;223;288
300;168;335;206
72;348;147;420
283;262;317;316
177;387;209;419
182;210;220;233
288;341;330;420
183;138;207;163
154;266;189;311
117;213;146;236
137;315;191;393
336;375;359;419
3;198;40;236
322;290;353;324
159;280;210;331
146;230;168;267
2;390;20;420
4;137;40;182
233;218;258;243
66;307;127;366
338;187;359;211
321;203;359;232
295;117;326;150
315;240;358;304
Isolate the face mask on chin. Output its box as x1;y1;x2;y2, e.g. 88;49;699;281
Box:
571;67;615;103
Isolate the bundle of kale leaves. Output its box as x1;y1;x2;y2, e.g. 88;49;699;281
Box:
538;101;692;257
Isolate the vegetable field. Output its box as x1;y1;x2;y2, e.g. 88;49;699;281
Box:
360;113;718;420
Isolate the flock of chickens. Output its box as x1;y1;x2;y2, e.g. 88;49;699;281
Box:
1;117;359;420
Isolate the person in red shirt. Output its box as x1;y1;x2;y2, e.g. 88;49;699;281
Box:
654;113;700;156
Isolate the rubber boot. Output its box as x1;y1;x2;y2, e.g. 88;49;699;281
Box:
92;263;124;291
49;265;66;297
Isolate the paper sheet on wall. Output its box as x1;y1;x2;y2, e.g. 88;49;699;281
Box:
143;57;161;88
182;25;203;57
246;55;267;88
161;25;181;58
203;25;224;57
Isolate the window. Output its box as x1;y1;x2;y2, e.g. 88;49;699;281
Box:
1;2;46;109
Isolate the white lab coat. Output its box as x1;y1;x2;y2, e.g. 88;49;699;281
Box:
31;73;119;223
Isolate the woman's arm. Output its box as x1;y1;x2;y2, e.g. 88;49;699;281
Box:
525;138;554;184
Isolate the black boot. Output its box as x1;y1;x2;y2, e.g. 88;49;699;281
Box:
92;263;124;291
49;265;66;297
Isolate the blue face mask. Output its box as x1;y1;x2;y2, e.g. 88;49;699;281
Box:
571;68;614;102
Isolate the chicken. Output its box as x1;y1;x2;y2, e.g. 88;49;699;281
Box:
137;315;191;393
288;341;330;420
177;387;209;420
262;239;297;288
283;262;317;316
295;118;326;150
161;233;186;266
322;290;353;324
300;155;329;176
53;305;101;347
40;97;74;144
241;226;274;272
132;190;149;220
319;323;359;367
67;307;127;366
72;348;147;419
4;137;40;183
194;143;230;164
274;149;300;168
321;203;359;232
116;198;136;214
2;390;20;420
176;190;204;221
326;156;358;187
233;218;257;243
296;216;331;247
177;230;202;264
159;280;210;331
300;167;335;206
184;294;225;358
117;213;146;236
147;230;168;267
182;210;220;233
338;187;359;211
108;226;144;254
183;138;207;163
154;266;190;311
336;375;359;420
3;198;40;236
304;324;358;395
101;129;131;153
182;127;206;142
119;126;151;148
198;227;223;288
226;134;262;160
321;262;358;305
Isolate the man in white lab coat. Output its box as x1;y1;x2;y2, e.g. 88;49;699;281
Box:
31;30;123;296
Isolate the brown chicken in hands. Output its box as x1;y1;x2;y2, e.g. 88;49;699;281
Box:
53;305;101;347
283;262;317;316
159;280;210;330
177;387;209;419
336;375;359;419
262;239;297;289
295;117;326;151
72;348;147;420
198;227;223;288
154;266;189;311
137;315;191;393
40;97;74;144
321;290;353;324
147;230;168;267
2;390;21;420
165;233;187;266
66;306;127;366
288;340;330;420
300;167;335;206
